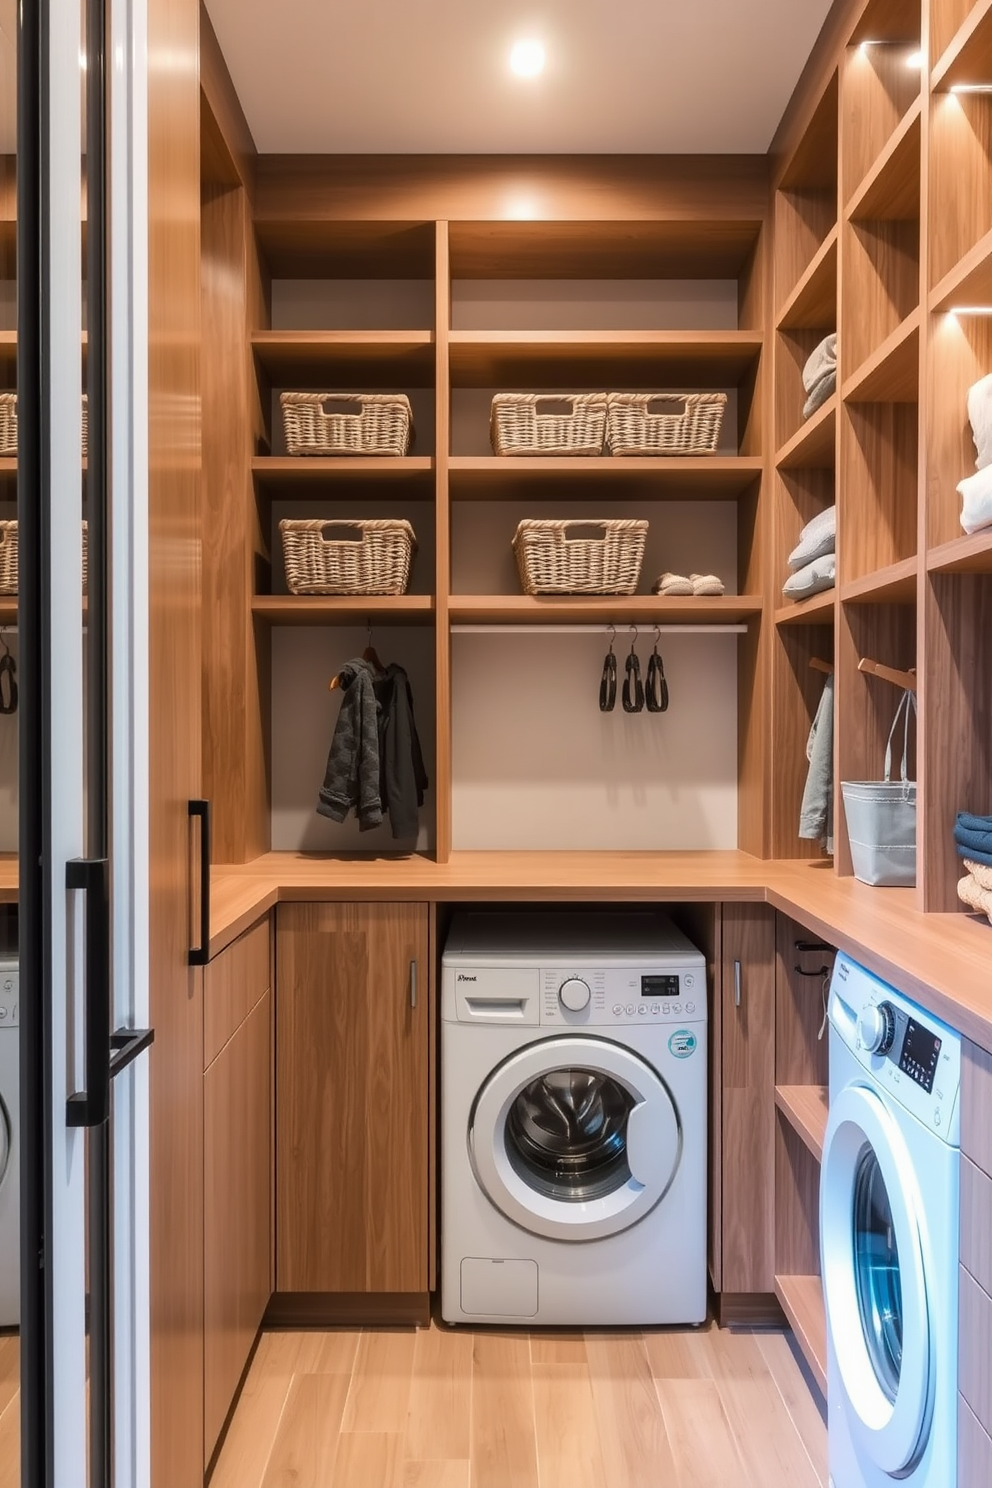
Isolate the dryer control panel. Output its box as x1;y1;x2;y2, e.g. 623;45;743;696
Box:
540;966;706;1026
0;964;17;1029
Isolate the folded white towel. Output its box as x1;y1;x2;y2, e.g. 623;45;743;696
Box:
782;552;835;600
789;506;836;572
958;872;992;925
802;334;837;394
968;373;992;471
964;858;992;892
957;464;992;535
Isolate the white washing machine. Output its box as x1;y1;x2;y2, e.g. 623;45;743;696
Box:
0;958;19;1327
441;910;707;1327
821;954;960;1488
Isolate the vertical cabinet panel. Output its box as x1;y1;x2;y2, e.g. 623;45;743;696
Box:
276;902;429;1295
202;917;272;1467
720;903;776;1294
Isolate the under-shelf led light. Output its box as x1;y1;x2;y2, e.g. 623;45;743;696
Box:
510;38;546;78
950;306;992;316
906;50;923;69
951;83;992;93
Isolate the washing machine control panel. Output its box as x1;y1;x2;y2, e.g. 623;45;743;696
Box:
0;967;18;1029
541;966;705;1025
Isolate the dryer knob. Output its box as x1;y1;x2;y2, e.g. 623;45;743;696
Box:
860;1001;896;1055
559;977;591;1012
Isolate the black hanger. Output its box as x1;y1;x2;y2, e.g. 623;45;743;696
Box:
0;630;16;716
622;626;644;713
599;626;617;712
646;627;669;713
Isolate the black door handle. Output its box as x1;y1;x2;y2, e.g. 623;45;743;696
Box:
188;799;211;966
109;1026;155;1078
66;857;111;1128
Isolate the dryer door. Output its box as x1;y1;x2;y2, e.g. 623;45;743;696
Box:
820;1081;932;1475
0;1092;9;1191
468;1035;681;1242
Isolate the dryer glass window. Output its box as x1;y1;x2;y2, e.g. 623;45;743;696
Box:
853;1145;903;1402
505;1068;634;1202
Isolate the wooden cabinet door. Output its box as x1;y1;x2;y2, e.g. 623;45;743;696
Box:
276;902;429;1294
721;903;776;1294
203;920;272;1467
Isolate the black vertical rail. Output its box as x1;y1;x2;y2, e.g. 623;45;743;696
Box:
85;0;112;1480
17;0;52;1480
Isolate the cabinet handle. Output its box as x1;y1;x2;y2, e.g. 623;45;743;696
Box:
188;799;211;967
734;960;742;1010
66;857;111;1128
410;959;418;1010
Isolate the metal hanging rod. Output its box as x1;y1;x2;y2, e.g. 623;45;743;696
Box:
451;624;748;636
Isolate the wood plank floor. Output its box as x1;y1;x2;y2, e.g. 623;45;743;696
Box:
211;1321;826;1488
0;1333;20;1488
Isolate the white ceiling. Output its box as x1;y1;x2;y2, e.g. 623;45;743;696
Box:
205;0;834;155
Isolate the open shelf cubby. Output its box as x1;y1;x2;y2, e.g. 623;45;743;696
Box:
774;74;839;314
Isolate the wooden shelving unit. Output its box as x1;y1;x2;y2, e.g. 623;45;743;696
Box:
845;99;922;222
930;226;992;311
774;1275;827;1396
927;528;992;572
775;1085;829;1161
776;229;838;330
447;330;763;387
842;309;920;403
250;330;436;386
252;456;436;498
840;555;918;602
932;0;992;87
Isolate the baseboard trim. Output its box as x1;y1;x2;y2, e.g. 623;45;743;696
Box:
715;1291;786;1328
264;1291;431;1328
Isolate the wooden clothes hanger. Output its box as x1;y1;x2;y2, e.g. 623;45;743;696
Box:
858;658;917;693
329;623;385;692
809;657;834;676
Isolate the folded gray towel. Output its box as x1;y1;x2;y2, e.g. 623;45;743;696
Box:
789;506;836;572
968;373;992;471
803;369;836;420
802;333;837;393
782;552;835;600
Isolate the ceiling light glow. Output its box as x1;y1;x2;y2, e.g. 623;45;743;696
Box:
906;50;923;69
950;306;992;315
951;83;992;93
510;39;545;78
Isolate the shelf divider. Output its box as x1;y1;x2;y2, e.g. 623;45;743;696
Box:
927;528;992;574
775;1085;829;1161
844;99;921;223
842;309;920;404
775;228;838;331
251;595;435;626
840;556;917;604
774;590;836;627
776;397;837;471
774;1275;827;1397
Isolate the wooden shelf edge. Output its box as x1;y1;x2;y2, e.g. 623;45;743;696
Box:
932;0;992;91
930;226;992;314
841;309;920;404
447;329;764;350
927;528;992;574
774;1275;827;1398
447;455;763;476
252;456;436;478
775;397;837;470
448;595;763;625
840;556;917;604
844;98;921;223
251;330;434;348
775;227;838;330
775;1084;828;1161
774;590;835;626
251;596;436;626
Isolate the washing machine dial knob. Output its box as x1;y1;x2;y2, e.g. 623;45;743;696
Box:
559;977;591;1012
860;1001;896;1055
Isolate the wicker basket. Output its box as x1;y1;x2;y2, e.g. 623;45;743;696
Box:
0;393;89;458
512;518;648;596
0;519;88;594
280;393;413;457
280;518;416;596
606;392;726;456
491;393;608;457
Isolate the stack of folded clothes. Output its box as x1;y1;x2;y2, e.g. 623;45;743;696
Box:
782;505;836;602
802;334;837;420
955;811;992;925
957;373;992;535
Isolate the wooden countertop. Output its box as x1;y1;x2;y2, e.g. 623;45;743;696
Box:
211;850;992;1051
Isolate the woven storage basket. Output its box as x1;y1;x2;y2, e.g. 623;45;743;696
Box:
512;518;648;596
279;518;416;596
491;393;608;457
280;393;413;457
0;393;88;458
0;519;88;594
606;392;726;456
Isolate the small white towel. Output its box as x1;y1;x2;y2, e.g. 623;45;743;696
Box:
802;334;837;394
957;464;992;535
789;506;836;572
782;552;836;600
968;373;992;471
958;872;992;925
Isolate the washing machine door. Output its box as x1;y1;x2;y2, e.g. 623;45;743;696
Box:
0;1092;9;1191
820;1081;933;1475
468;1035;681;1242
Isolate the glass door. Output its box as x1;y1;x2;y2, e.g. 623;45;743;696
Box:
15;0;151;1483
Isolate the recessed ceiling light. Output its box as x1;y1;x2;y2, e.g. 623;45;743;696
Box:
510;39;545;79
